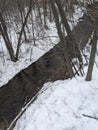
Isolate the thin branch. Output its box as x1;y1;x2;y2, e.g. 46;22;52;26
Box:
83;114;98;120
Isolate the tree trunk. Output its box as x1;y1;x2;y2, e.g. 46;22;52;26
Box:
37;0;43;24
43;0;48;29
85;29;97;81
15;0;36;59
0;13;16;62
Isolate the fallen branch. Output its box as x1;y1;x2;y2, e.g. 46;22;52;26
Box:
83;114;98;120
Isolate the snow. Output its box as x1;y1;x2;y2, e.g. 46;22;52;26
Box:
13;64;98;130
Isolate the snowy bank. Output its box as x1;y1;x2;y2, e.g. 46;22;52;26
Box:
13;64;98;130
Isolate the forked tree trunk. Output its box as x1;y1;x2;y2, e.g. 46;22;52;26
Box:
16;0;36;59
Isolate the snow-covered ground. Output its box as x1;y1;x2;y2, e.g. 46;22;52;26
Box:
13;62;98;130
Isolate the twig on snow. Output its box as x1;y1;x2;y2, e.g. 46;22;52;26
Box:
83;114;98;120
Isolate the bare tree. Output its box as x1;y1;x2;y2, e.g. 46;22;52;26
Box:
15;0;38;59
